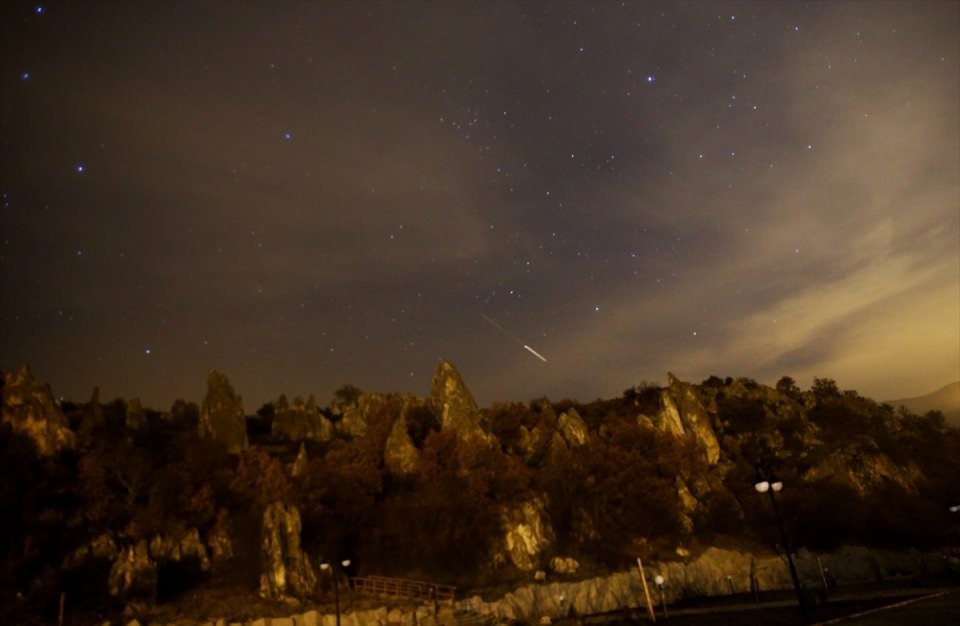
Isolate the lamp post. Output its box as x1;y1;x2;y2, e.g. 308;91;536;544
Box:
755;476;808;623
320;559;351;626
653;575;667;618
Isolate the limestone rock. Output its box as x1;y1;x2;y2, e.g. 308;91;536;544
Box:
126;397;147;430
260;502;317;600
803;438;920;494
550;556;580;575
109;540;156;598
1;364;75;455
148;527;211;571
500;496;554;571
431;361;488;442
63;533;119;569
272;395;333;442
207;508;234;564
557;409;588;447
663;373;721;464
675;478;697;533
291;442;309;478
78;386;106;438
384;413;419;475
199;370;248;453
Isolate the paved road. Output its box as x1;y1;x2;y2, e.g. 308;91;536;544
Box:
831;589;960;625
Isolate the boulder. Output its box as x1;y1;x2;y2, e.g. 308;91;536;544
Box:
260;502;317;600
1;364;75;455
550;556;580;575
199;370;248;453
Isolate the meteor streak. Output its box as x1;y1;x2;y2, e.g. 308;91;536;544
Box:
480;313;549;363
523;344;548;362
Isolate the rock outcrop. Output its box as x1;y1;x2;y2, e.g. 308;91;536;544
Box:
199;370;248;453
259;502;317;600
271;394;333;442
109;540;155;598
105;529;211;598
499;496;554;571
126;397;147;430
557;408;588;446
662;373;721;464
384;412;419;475
459;545;960;622
1;363;75;455
431;361;488;443
803;437;921;494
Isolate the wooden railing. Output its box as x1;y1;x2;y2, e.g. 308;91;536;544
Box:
349;575;456;603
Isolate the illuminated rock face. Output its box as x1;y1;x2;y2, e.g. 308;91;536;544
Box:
1;363;75;456
384;411;419;476
500;496;554;571
199;369;248;453
259;502;316;601
663;373;721;464
557;408;588;447
431;360;488;443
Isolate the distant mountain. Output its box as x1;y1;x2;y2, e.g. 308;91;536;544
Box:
885;381;960;426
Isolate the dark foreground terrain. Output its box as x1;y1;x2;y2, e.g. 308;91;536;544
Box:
570;585;960;626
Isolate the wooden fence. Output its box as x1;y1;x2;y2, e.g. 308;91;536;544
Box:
349;575;456;603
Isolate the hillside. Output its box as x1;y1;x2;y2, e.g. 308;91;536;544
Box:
886;381;960;427
2;363;959;625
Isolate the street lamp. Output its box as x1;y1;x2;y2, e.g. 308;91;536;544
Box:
653;575;667;618
320;559;352;626
755;474;809;623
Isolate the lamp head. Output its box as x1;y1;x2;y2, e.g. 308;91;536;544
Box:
754;480;770;493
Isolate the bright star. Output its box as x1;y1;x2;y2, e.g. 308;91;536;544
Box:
75;164;86;173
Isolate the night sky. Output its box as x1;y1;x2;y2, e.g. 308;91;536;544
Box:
2;2;958;410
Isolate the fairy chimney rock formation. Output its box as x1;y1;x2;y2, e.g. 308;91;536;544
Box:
430;361;488;442
199;369;248;453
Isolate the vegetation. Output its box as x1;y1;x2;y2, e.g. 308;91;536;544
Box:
1;371;958;624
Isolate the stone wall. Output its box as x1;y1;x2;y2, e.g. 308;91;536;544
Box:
110;546;959;626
